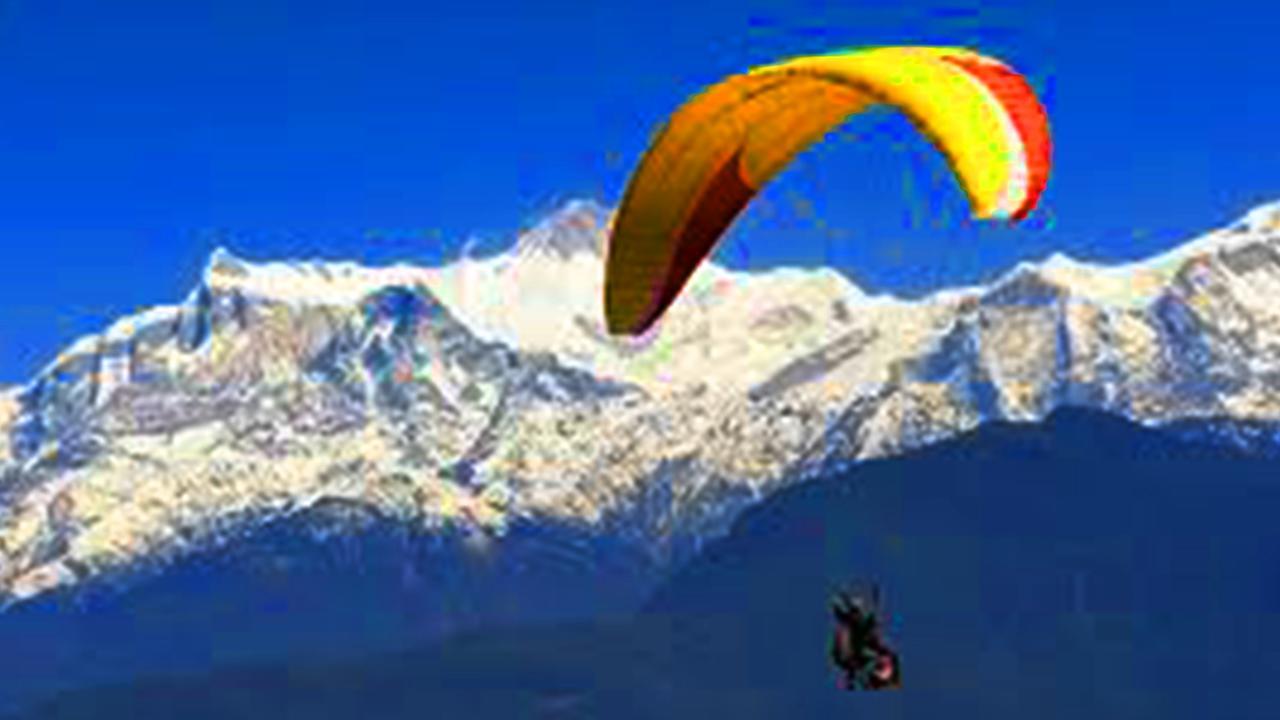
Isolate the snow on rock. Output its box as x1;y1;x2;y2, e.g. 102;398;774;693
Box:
3;198;1280;604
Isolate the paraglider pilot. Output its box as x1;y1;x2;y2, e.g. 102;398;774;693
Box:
831;588;901;690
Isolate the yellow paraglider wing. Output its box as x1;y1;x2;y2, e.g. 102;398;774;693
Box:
603;46;1052;336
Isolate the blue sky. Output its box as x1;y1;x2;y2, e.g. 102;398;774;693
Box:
0;0;1276;383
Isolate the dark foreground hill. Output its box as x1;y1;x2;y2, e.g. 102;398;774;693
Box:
0;509;662;714
10;407;1280;719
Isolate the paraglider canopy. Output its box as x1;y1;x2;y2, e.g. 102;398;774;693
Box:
602;46;1052;336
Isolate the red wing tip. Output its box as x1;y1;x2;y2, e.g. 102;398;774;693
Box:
1011;187;1048;222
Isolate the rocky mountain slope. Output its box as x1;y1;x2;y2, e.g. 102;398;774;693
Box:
3;197;1280;608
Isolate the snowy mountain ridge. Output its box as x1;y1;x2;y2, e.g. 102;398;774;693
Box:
3;198;1280;605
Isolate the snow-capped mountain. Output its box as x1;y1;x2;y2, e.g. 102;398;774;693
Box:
3;198;1280;606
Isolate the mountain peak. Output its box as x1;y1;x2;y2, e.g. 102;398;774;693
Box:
979;263;1067;307
203;246;251;285
1237;200;1280;235
514;199;611;260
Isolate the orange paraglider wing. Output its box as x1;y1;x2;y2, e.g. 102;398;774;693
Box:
603;46;1052;336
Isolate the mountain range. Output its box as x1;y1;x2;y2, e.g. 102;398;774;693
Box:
2;198;1280;711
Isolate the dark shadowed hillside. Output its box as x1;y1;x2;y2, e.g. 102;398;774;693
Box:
0;510;661;714
10;408;1280;719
